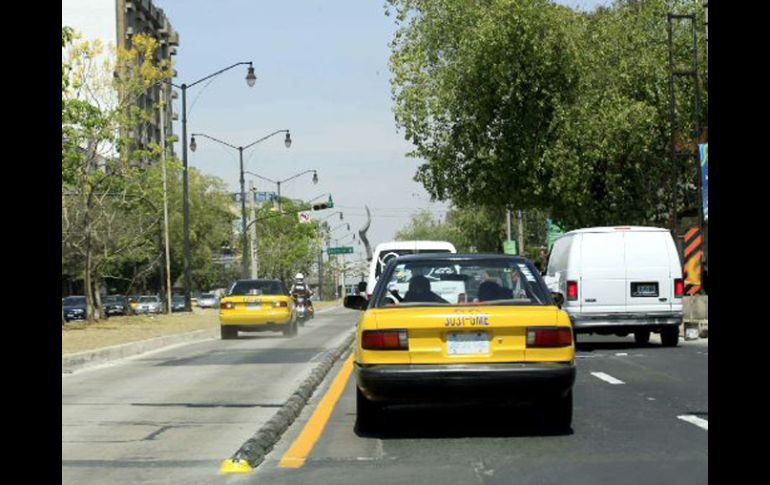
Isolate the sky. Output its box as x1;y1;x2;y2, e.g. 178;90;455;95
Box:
154;0;611;262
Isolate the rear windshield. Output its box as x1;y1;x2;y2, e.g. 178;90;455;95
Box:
200;294;215;299
230;280;288;296
138;296;158;303
103;296;123;304
375;249;452;278
375;259;551;308
63;296;86;305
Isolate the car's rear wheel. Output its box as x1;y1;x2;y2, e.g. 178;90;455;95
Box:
634;330;651;345
220;326;237;340
356;387;382;434
283;319;298;337
660;327;679;347
543;390;573;433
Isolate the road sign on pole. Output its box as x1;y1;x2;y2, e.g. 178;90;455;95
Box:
503;240;517;255
298;211;312;224
327;246;353;255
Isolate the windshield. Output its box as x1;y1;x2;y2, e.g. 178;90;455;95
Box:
63;296;86;305
138;296;158;303
230;280;288;296
200;294;215;299
172;296;185;303
374;248;452;278
103;296;123;304
375;258;550;308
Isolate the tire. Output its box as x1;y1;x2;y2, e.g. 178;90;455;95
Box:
220;326;237;340
661;327;679;347
283;319;298;337
634;330;651;345
543;390;573;433
356;387;382;434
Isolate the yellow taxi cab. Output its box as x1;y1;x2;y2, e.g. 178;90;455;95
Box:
219;279;298;339
344;254;575;432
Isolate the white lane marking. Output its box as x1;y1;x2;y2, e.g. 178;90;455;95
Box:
591;372;625;385
677;415;708;431
615;352;628;356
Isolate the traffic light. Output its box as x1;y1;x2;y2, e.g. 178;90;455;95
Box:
312;195;334;211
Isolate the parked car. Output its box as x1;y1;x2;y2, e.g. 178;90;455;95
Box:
346;253;575;433
197;293;219;308
544;226;683;346
135;295;163;314
103;295;128;316
171;295;186;312
63;296;88;322
219;280;298;339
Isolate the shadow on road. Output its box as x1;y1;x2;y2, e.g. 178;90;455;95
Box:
355;403;573;440
576;341;658;352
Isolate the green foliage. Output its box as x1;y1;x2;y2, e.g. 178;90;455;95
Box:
388;0;708;230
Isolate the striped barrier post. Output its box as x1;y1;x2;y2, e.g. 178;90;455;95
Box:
683;226;703;295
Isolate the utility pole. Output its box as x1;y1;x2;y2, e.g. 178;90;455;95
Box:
159;88;172;313
249;181;257;278
517;210;525;256
318;246;324;301
506;209;512;242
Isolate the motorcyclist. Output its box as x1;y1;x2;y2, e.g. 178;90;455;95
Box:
290;273;314;318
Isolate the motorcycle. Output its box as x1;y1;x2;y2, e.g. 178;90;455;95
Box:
293;293;314;326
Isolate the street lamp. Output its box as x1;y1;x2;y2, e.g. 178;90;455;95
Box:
169;61;254;311
190;130;292;278
244;169;318;213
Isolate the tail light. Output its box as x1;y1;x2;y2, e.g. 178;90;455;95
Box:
273;301;288;308
362;329;409;350
221;301;234;310
527;327;572;347
458;293;466;303
366;293;372;301
674;278;684;298
567;281;578;301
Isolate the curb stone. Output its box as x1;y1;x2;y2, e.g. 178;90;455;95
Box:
62;328;218;373
224;330;356;470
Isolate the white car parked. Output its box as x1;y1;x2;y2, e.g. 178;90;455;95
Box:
544;226;683;346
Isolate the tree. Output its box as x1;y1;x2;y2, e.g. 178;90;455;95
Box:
62;29;173;320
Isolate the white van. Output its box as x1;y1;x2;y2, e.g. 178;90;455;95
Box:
545;226;683;346
364;241;457;298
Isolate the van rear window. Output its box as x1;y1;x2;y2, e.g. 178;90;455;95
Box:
375;249;452;278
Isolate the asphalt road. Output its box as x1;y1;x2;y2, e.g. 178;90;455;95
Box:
62;306;357;485
237;333;708;485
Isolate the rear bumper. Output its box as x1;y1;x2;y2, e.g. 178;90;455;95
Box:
356;362;575;404
569;312;682;332
220;310;292;326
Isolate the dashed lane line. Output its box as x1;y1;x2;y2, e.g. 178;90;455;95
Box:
677;414;708;431
590;371;625;385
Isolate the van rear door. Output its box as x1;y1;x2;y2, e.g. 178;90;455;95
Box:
579;232;627;314
624;231;673;312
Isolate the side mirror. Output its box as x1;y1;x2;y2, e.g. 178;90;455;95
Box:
344;295;368;311
551;292;565;309
357;281;367;293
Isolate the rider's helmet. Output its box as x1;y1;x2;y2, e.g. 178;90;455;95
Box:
295;273;304;281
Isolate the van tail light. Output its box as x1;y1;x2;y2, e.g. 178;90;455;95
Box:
221;301;234;310
567;281;578;301
527;327;572;347
362;329;409;350
674;278;684;298
366;293;372;301
458;293;466;303
273;301;288;308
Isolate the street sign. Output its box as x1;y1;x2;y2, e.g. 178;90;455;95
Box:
255;191;277;203
547;218;565;251
327;246;354;255
699;143;708;222
298;211;312;224
503;240;517;255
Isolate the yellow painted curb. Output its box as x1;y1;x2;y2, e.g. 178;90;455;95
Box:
279;354;355;468
220;458;253;474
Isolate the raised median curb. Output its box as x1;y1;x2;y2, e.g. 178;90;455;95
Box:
62;328;218;373
220;329;356;474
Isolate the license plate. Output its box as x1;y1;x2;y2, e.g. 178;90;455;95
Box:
447;332;490;355
247;303;262;310
631;282;659;297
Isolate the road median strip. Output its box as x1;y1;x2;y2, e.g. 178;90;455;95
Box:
219;330;355;474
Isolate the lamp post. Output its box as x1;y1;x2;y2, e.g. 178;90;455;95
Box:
170;62;256;311
244;169;318;213
190;130;292;278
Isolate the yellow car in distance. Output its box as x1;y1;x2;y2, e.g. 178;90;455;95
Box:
219;279;297;339
344;254;576;433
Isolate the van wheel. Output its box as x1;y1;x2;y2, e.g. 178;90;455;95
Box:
661;327;679;347
634;330;650;345
356;387;382;434
221;326;237;340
